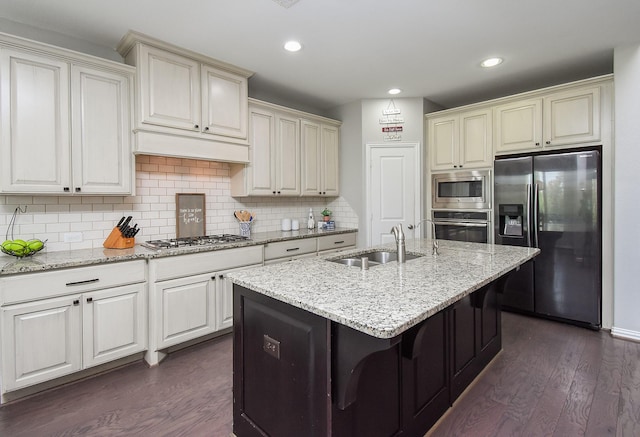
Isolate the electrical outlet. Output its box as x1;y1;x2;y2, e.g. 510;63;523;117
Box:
63;232;83;243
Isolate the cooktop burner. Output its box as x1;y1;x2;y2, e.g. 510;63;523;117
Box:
143;234;250;249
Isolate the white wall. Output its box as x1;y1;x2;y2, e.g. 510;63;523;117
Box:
0;156;358;253
612;44;640;339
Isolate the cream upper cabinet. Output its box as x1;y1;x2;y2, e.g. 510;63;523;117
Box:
301;120;340;196
117;31;252;163
429;108;492;171
71;65;133;195
138;44;200;131
543;85;600;147
495;84;602;154
0;36;134;195
0;47;71;194
494;98;543;153
231;99;341;197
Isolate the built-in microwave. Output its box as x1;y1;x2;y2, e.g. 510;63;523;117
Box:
432;170;491;210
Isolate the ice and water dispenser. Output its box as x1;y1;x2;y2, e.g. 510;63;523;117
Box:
498;204;524;237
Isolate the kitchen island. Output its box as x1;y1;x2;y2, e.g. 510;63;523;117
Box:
229;239;539;437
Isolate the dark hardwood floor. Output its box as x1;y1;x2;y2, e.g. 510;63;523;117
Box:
1;312;639;436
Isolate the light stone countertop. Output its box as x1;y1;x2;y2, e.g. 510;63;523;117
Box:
0;228;357;276
228;239;540;339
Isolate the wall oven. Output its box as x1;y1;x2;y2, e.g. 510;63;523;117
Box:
432;210;491;244
432;170;491;210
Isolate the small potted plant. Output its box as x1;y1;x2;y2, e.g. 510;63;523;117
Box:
321;207;332;222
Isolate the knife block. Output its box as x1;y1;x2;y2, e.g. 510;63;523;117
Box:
103;227;135;249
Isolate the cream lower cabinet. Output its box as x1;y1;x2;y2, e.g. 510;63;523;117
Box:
263;238;318;265
316;232;357;256
147;245;263;365
0;261;147;394
0;34;134;195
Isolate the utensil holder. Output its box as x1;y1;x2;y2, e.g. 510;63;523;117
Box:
239;222;251;238
103;227;135;249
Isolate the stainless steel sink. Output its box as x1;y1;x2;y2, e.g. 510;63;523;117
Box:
330;250;422;267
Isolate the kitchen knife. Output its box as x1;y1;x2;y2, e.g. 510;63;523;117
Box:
120;216;132;230
116;216;125;228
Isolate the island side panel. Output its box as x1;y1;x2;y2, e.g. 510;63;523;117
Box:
233;285;329;437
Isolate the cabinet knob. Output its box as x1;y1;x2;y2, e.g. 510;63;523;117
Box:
219;274;224;279
204;127;209;131
86;297;93;303
453;165;458;168
194;124;199;129
73;299;80;306
277;191;281;194
272;191;276;194
546;141;551;145
75;187;81;192
319;191;322;195
535;142;540;146
63;187;70;192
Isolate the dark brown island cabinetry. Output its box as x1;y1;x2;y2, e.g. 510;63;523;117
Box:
233;276;506;437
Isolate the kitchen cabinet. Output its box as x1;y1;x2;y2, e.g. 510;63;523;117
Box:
317;232;357;255
0;34;134;195
263;238;317;264
231;98;341;197
230;102;301;196
117;31;252;163
428;108;492;171
0;260;146;393
495;84;601;154
301;120;340;196
146;245;263;365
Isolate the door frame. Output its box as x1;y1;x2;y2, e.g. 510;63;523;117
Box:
365;142;422;246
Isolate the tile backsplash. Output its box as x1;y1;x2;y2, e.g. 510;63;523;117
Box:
0;155;358;253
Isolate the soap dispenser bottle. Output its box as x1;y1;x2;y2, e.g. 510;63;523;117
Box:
307;208;315;230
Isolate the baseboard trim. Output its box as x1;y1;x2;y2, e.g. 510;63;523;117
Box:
611;326;640;342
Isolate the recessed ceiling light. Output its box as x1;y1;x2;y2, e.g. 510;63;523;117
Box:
388;88;402;95
284;40;302;52
480;57;503;68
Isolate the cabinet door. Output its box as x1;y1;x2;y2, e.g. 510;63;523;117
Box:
71;65;133;195
201;65;248;139
543;86;600;147
495;98;543;153
275;113;301;195
1;295;81;391
247;106;276;195
429;115;458;171
459;109;492;169
301;120;321;195
321;124;340;196
83;283;147;368
138;44;200;131
155;273;216;349
0;48;71;194
216;264;263;331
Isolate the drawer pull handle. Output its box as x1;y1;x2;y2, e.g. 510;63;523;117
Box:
66;278;100;286
334;241;344;244
286;247;300;252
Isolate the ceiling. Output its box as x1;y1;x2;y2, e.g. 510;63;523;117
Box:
1;0;640;112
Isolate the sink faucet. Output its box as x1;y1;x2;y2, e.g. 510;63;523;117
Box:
408;219;439;255
390;223;406;263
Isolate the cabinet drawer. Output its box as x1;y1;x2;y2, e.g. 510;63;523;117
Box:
264;238;317;261
151;245;263;281
0;260;146;305
317;233;356;251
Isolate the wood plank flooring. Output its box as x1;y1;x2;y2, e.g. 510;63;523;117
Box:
1;312;639;436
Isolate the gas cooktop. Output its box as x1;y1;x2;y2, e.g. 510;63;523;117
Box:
143;234;250;249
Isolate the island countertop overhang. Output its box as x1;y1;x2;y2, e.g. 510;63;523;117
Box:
228;239;540;339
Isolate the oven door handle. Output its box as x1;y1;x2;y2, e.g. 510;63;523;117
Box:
432;221;488;228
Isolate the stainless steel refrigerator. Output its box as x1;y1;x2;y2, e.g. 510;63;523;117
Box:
494;149;601;328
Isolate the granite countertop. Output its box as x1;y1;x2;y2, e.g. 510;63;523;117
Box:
0;228;357;276
228;239;540;339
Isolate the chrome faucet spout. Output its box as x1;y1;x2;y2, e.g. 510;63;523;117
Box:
409;219;439;255
390;224;406;263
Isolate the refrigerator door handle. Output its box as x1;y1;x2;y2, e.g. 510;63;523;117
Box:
526;183;532;247
533;183;539;248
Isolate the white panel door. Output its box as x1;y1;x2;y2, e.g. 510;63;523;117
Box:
275;113;300;195
247;107;276;195
0;48;70;193
368;144;420;246
83;283;147;368
71;65;132;194
495;98;543;153
216;264;262;331
201;65;248;139
321;124;340;196
301;120;321;195
543;85;600;147
1;295;81;391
